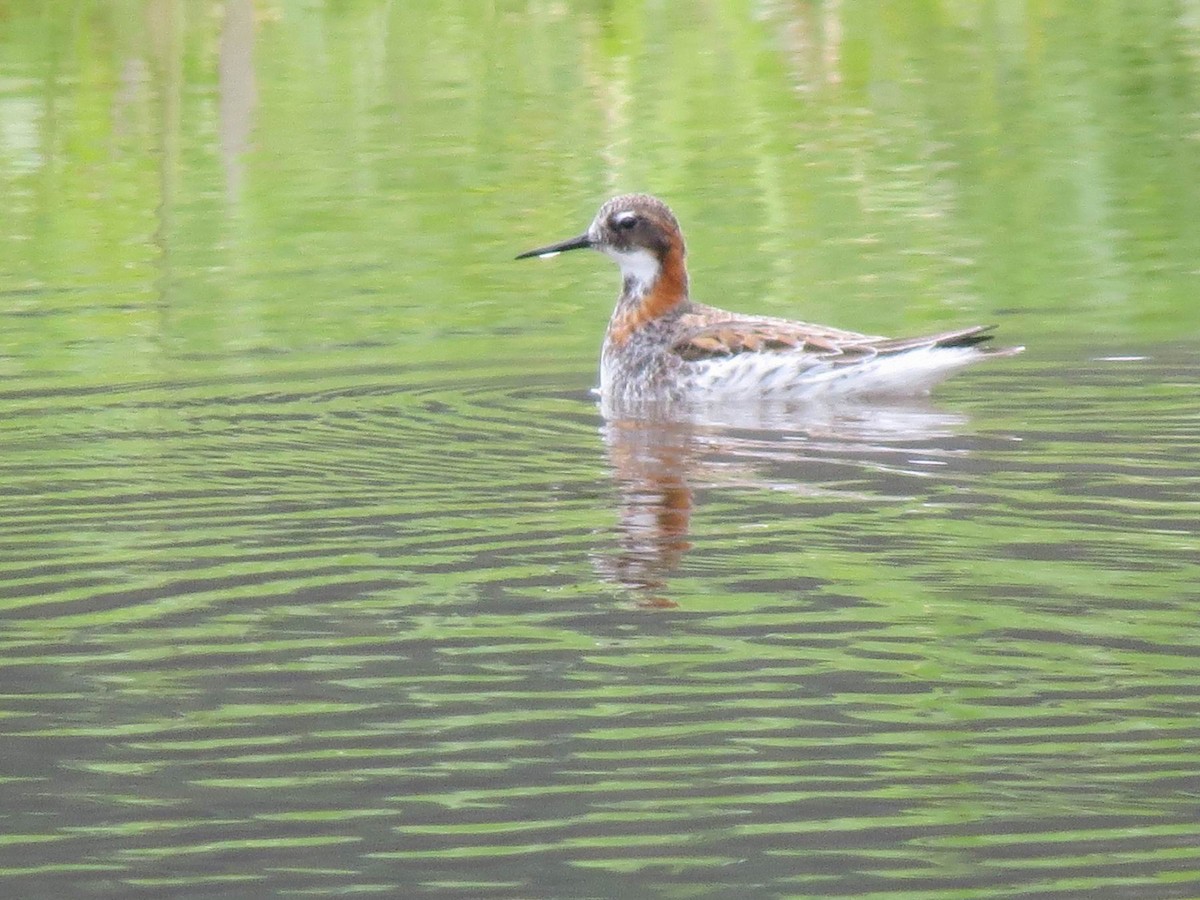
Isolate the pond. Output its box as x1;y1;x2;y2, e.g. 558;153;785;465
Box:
1;2;1198;897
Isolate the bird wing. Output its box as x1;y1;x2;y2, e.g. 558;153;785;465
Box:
671;311;1004;364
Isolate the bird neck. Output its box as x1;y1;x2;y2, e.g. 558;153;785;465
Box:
606;245;689;347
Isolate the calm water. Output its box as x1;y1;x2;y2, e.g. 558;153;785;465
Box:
2;2;1199;898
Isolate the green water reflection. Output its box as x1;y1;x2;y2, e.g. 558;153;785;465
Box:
1;1;1199;898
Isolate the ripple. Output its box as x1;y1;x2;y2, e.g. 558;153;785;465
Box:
1;354;1199;898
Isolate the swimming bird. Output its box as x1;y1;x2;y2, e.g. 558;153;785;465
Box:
516;194;1021;404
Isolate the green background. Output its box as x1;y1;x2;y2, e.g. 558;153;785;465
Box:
1;2;1198;897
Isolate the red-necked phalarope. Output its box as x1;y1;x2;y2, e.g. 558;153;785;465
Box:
517;194;1022;403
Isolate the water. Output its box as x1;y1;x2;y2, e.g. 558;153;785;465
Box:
2;2;1199;898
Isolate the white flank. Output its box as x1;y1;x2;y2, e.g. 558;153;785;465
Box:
688;345;987;400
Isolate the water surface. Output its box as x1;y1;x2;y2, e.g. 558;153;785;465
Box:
1;2;1199;898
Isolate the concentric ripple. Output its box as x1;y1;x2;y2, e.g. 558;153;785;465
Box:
1;352;1199;899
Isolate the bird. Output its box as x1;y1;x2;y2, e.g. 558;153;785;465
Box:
516;193;1021;405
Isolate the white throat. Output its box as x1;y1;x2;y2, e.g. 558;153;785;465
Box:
602;247;661;296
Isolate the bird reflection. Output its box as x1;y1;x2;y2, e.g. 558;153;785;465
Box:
597;415;697;608
595;396;973;608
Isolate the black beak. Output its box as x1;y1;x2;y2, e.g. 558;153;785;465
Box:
515;233;592;260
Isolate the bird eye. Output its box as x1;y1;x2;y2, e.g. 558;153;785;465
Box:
613;213;638;231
